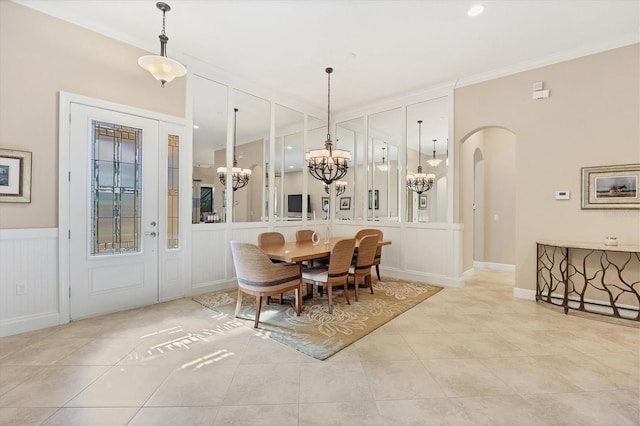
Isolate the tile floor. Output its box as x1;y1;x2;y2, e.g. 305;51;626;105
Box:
0;270;638;425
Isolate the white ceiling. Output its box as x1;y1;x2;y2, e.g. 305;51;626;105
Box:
16;0;639;113
15;0;639;167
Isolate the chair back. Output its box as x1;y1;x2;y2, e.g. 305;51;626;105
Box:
354;234;378;271
355;228;383;265
296;229;315;242
230;241;285;288
327;238;356;284
258;231;285;246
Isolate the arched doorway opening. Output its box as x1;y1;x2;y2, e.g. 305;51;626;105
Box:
460;127;517;276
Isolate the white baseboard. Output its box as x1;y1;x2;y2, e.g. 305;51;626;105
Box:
0;311;65;338
463;268;475;278
473;261;516;272
381;267;465;288
513;288;536;301
190;279;238;297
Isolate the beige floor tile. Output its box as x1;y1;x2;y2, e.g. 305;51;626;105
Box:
479;356;582;395
40;407;138;425
65;364;173;407
55;338;140;366
524;389;640;425
362;360;444;400
214;404;298;425
423;358;514;397
299;362;373;403
298;401;384;426
0;337;92;366
403;333;474;359
456;332;527;358
0;366;45;397
0;366;109;407
384;308;447;334
223;363;300;405
376;399;467;425
0;337;32;361
498;329;586;356
129;407;220;426
0;407;57;426
240;335;306;364
145;363;237;406
354;333;417;360
452;395;547;425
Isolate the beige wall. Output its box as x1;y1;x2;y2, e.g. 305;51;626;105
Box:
455;44;640;291
0;2;186;229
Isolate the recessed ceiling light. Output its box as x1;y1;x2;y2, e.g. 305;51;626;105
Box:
286;146;293;150
467;4;484;17
193;125;199;129
289;165;294;169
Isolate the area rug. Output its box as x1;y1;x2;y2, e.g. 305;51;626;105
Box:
193;278;442;360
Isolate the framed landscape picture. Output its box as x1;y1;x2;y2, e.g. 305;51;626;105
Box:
581;164;639;209
0;148;31;203
340;196;351;210
419;194;428;209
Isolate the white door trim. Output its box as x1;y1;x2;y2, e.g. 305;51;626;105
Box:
58;92;187;323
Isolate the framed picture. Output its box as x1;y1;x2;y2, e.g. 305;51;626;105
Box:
340;196;351;210
0;148;31;203
581;164;639;209
368;189;379;210
419;194;428;209
321;197;330;212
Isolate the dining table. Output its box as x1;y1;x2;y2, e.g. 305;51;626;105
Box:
258;236;391;300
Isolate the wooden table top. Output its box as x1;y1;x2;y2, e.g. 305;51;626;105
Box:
259;237;391;263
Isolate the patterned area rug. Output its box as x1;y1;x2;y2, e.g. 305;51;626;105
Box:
193;278;442;360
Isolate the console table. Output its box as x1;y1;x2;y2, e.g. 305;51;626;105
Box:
536;240;640;321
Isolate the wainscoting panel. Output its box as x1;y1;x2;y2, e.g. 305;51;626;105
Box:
191;226;229;292
0;228;61;337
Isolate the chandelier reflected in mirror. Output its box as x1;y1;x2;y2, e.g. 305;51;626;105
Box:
406;120;435;194
324;181;347;197
426;139;442;167
305;67;351;185
138;2;187;87
217;108;251;191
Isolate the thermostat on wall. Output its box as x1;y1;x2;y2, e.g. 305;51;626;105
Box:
555;190;571;200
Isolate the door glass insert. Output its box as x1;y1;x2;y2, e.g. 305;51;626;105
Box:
167;134;180;249
91;121;142;255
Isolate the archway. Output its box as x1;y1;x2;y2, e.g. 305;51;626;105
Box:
460;127;517;275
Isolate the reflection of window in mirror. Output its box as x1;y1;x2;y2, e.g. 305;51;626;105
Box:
368;108;401;222
192;75;228;223
232;90;270;223
406;97;448;223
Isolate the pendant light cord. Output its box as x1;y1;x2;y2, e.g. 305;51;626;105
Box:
418;120;423;169
233;108;238;167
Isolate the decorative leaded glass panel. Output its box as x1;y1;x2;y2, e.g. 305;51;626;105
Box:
91;121;142;255
167;134;179;249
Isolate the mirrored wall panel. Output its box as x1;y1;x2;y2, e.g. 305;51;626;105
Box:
274;104;304;221
192;75;228;223
406;96;448;223
231;89;270;222
307;116;328;219
336;117;364;220
368;108;401;222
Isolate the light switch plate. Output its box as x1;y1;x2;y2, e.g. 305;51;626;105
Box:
555;190;570;200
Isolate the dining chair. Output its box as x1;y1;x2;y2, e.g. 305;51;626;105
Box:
348;234;379;301
257;231;289;303
296;229;328;270
302;238;356;314
230;241;302;328
355;228;383;280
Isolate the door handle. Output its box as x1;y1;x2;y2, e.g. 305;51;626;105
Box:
150;221;157;227
145;231;157;237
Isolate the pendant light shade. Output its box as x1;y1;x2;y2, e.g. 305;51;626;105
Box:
426;139;442;167
138;2;186;87
217;108;251;191
305;67;351;185
406;120;435;195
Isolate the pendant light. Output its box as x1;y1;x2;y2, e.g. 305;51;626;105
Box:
406;120;435;194
305;67;351;184
138;2;187;87
426;139;442;167
217;108;251;191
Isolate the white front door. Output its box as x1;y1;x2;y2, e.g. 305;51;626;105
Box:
69;103;160;319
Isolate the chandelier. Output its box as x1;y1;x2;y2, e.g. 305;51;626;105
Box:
426;139;442;167
305;67;351;185
217;108;251;191
406;120;435;194
324;181;347;197
138;2;187;88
